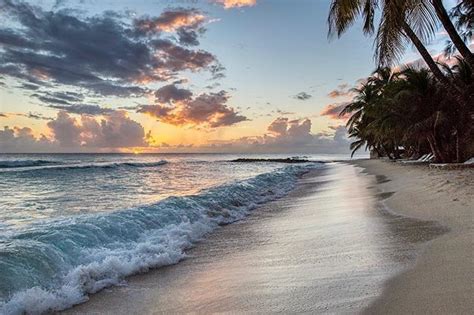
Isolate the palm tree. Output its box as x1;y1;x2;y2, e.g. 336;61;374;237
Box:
441;57;474;161
434;0;474;67
327;0;461;92
340;75;396;158
342;60;472;162
395;67;451;161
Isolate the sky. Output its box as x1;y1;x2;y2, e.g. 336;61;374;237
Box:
0;0;457;153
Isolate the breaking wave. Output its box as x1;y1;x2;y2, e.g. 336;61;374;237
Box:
0;163;320;314
0;160;61;168
0;160;168;172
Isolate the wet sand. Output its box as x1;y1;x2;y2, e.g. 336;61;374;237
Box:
66;163;446;314
352;160;474;314
64;162;447;314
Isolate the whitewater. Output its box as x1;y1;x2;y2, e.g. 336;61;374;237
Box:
0;153;325;314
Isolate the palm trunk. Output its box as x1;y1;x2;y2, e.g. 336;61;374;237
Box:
374;146;383;158
401;21;461;94
427;134;447;162
431;0;474;69
427;136;439;161
455;129;460;163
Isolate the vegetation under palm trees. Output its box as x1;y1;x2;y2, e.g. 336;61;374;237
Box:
328;0;473;163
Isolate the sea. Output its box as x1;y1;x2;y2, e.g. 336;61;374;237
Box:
0;153;345;314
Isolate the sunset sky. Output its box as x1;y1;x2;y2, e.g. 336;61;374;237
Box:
0;0;455;153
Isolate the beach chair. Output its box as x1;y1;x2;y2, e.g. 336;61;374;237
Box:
400;153;428;164
422;153;434;162
430;157;474;169
464;157;474;164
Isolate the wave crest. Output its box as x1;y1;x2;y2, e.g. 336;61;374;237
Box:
0;160;168;172
0;160;60;168
0;163;319;314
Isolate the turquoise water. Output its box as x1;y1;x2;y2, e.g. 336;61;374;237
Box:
0;153;332;314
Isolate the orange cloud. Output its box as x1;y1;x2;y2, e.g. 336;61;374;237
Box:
136;9;206;33
137;91;247;128
213;0;257;9
320;103;351;120
327;83;353;99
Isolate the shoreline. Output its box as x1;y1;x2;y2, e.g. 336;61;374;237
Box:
64;162;453;314
349;159;473;314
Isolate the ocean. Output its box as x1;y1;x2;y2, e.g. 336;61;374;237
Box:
0;153;339;314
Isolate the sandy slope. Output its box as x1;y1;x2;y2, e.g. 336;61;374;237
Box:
351;159;474;314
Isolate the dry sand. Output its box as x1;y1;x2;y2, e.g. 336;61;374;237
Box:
351;160;474;314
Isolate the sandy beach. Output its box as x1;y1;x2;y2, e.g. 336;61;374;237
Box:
61;160;474;314
352;160;474;314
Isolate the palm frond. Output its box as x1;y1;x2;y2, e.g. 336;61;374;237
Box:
374;2;407;66
328;0;363;38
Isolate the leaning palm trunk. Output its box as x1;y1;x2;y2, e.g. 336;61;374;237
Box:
431;0;474;69
401;21;461;93
427;134;447;162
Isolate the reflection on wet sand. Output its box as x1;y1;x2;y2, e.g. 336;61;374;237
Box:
65;163;446;314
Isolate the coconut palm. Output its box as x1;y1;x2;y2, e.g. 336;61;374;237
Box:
327;0;462;92
441;0;474;65
342;59;473;162
395;68;452;161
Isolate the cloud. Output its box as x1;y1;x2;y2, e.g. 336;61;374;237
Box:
320;102;351;120
135;8;207;46
0;1;220;100
19;83;41;90
48;104;117;116
135;8;206;33
137;104;174;117
199;117;350;153
276;109;295;115
138;90;248;128
32;91;85;105
327;83;353;98
265;117;314;145
47;111;83;147
151;39;221;74
46;111;147;148
22;112;53;120
17;112;53;120
1;114;351;154
79;111;147;148
141;117;350;154
0;112;53;120
205;82;221;90
0;110;149;152
154;84;193;103
0;126;53;153
29;89;116;116
293;92;312;101
212;0;257;9
395;47;468;73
